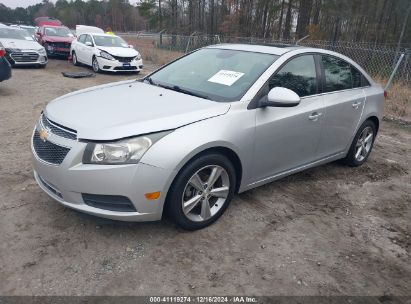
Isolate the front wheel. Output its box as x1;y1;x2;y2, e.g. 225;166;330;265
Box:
166;153;236;230
92;56;100;73
344;120;377;166
72;52;79;66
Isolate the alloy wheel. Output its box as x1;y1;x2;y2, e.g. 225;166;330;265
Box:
355;126;374;162
182;165;230;222
92;58;99;72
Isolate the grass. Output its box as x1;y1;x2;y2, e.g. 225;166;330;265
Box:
375;77;411;121
124;36;183;66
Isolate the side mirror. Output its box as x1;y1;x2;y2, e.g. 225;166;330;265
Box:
85;41;93;47
259;87;301;108
129;44;134;48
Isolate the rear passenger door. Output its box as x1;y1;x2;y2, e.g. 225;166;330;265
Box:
317;55;367;158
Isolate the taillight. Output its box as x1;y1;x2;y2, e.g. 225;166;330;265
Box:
0;48;5;57
384;91;388;99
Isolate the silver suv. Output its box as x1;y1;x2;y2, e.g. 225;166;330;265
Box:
31;44;384;230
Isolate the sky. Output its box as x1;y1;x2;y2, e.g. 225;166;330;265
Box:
1;0;55;8
0;0;134;8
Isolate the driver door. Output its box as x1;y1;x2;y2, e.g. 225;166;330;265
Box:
252;54;325;182
83;35;95;65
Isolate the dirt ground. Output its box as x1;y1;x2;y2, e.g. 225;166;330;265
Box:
0;59;410;296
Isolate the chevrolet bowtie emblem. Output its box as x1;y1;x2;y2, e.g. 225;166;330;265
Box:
39;128;49;142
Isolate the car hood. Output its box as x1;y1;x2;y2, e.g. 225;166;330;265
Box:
45;80;231;141
0;38;42;50
97;46;139;57
44;36;75;43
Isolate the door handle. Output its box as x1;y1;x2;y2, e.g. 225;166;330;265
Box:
352;101;362;109
308;112;323;121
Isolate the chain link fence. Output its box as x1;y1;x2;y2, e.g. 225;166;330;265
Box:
121;32;410;84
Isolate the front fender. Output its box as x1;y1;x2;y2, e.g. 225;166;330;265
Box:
140;106;256;191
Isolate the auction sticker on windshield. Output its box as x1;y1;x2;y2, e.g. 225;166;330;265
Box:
208;70;245;86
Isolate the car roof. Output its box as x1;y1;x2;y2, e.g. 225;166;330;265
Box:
76;25;104;36
206;43;303;55
42;25;68;28
90;33;119;38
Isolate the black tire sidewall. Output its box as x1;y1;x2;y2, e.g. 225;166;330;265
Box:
167;153;236;230
346;120;377;166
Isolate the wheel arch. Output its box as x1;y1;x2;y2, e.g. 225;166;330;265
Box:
163;145;243;214
366;115;380;133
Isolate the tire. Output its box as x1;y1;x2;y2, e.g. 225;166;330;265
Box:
72;52;79;66
343;119;377;167
92;56;100;73
166;153;236;230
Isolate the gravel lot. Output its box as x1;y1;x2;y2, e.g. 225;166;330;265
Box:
0;59;410;296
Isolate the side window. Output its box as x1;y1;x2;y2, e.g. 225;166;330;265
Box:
268;55;317;97
351;66;362;88
78;34;86;44
361;74;370;87
322;55;352;92
85;35;93;46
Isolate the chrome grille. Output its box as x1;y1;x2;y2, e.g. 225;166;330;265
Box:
41;114;77;140
50;42;71;49
10;52;39;63
32;131;70;165
113;55;135;63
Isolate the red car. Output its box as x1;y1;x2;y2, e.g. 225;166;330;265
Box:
36;25;75;58
34;17;62;27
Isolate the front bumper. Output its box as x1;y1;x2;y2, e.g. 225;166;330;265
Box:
31;122;172;222
6;50;48;66
45;44;71;57
97;57;143;72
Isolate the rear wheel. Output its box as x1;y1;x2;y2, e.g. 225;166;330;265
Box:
344;120;377;167
167;153;236;230
92;56;100;73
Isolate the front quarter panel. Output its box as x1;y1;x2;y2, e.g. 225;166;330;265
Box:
140;102;256;192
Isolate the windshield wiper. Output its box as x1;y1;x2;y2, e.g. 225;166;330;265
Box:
158;84;210;100
144;76;156;85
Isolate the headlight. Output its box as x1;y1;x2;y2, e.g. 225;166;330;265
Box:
83;131;171;165
100;50;115;61
38;48;46;56
135;52;141;60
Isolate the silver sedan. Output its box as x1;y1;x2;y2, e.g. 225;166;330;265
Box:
31;44;384;230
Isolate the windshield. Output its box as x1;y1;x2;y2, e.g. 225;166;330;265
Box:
148;48;278;102
22;27;36;36
45;27;73;37
0;28;34;41
93;35;128;47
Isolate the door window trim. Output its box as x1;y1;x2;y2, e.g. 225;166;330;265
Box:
248;53;323;110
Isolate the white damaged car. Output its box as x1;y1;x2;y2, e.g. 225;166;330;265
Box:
0;26;47;68
70;26;143;73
